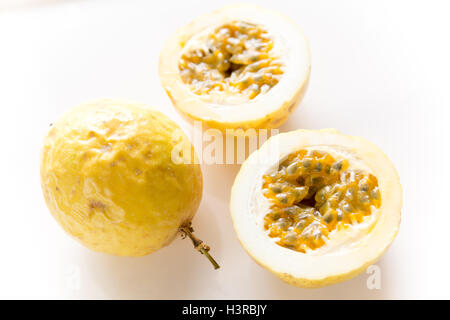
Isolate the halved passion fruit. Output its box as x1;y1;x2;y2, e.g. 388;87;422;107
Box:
159;4;310;131
230;129;402;287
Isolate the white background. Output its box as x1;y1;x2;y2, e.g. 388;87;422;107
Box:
0;0;449;299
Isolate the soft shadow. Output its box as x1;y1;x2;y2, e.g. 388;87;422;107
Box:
80;202;223;300
279;101;317;133
81;243;195;299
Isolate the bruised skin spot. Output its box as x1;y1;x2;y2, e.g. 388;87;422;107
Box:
262;149;381;253
89;199;106;211
179;21;284;99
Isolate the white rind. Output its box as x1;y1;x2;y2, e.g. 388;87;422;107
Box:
159;4;310;129
230;129;402;287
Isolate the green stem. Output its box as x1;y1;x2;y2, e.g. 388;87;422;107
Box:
180;224;220;270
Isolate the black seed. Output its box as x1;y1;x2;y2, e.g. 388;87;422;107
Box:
271;212;281;220
360;183;369;192
314;162;323;172
287;162;298;175
276;193;289;204
269;183;282;193
333;161;343;171
323;212;334;223
302;159;312;168
311;176;322;185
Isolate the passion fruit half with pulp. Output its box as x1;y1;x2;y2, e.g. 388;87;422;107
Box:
40;99;219;268
230;129;402;287
159;4;310;131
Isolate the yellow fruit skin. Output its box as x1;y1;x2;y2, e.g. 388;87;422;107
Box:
40;99;202;256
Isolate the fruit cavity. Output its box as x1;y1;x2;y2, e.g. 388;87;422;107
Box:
179;20;284;100
262;149;381;253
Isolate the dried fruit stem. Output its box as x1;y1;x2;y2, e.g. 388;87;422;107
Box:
180;223;220;270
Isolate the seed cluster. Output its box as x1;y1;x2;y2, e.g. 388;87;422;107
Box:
179;21;284;99
262;150;381;253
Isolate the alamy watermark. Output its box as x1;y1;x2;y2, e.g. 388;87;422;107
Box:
366;264;382;290
65;264;81;291
171;120;280;165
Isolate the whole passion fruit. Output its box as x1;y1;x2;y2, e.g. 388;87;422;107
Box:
40;99;218;268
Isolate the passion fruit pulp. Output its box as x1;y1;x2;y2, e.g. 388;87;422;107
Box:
263;149;381;253
179;20;284;100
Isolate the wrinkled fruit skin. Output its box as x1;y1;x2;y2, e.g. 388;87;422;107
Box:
40;99;202;256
